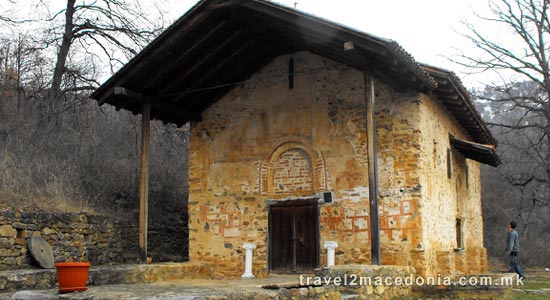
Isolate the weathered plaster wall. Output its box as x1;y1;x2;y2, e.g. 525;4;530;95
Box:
416;93;488;276
373;86;425;273
188;51;429;277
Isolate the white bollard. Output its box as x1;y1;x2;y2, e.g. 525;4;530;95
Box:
241;243;256;279
324;241;338;267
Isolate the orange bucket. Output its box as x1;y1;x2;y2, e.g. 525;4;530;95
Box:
54;262;91;293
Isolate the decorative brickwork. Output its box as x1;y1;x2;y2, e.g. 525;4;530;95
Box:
272;148;314;195
260;142;328;198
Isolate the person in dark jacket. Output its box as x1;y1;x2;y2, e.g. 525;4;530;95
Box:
506;221;525;279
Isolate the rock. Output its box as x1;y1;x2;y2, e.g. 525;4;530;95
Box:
42;228;54;236
58;291;94;300
12;222;28;229
28;236;55;269
0;238;11;248
4;257;16;265
11;291;58;300
26;224;40;231
0;225;17;238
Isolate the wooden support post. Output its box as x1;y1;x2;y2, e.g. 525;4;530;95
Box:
364;70;381;265
139;98;151;264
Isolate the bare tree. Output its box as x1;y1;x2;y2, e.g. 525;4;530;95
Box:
0;1;189;262
0;0;17;24
457;0;550;266
35;0;166;97
456;0;550;198
0;34;48;106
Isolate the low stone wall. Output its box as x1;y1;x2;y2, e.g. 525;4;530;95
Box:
0;207;189;270
0;210;123;269
0;262;212;292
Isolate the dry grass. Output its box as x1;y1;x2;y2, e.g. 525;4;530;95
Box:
0;93;188;216
0;154;95;213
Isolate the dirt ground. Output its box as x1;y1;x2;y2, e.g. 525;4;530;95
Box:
2;271;550;299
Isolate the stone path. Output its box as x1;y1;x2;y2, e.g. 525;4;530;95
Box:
0;275;304;300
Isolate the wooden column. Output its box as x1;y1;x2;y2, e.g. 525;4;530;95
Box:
364;70;381;265
139;98;151;263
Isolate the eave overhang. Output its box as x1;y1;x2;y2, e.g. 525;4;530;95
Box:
90;0;497;147
450;136;500;167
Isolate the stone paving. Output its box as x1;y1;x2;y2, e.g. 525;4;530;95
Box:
0;275;305;300
0;265;523;300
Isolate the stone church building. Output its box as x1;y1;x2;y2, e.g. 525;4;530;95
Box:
91;0;499;278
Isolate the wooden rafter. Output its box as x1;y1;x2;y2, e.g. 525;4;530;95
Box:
114;87;202;122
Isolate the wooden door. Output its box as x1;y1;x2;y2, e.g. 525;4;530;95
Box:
269;200;319;273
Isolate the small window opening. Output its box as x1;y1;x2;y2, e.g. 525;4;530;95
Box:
288;57;294;89
456;219;463;249
447;148;452;179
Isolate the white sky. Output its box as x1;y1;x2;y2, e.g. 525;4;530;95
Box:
3;0;511;88
166;0;501;88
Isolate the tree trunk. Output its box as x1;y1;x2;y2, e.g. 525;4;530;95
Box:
545;122;550;203
50;0;76;98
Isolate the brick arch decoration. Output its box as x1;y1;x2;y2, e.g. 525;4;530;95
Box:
259;141;328;197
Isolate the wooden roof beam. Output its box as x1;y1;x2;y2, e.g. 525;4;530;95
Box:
435;85;457;94
155;29;245;97
169;39;261;105
442;99;468;109
114;87;202;122
93;9;214;103
141;21;230;91
172;44;278;107
187;49;280;111
437;92;460;99
445;106;473;114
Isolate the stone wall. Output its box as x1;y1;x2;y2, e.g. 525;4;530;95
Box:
187;50;487;278
0;210;123;269
416;93;488;276
0;208;189;270
188;51;424;277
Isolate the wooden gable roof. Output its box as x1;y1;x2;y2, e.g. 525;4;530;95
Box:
90;0;497;148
